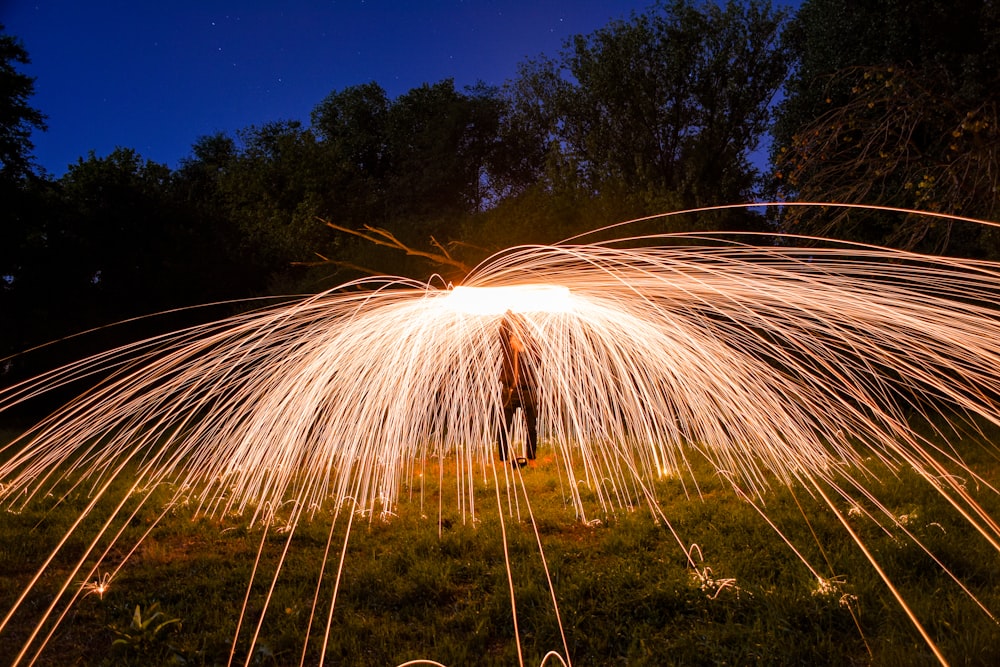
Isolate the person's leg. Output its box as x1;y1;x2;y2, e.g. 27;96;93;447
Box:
522;392;538;460
498;399;516;460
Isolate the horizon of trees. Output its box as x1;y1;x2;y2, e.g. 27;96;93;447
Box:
2;0;999;382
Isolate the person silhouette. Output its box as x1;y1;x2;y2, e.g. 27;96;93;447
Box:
497;311;538;465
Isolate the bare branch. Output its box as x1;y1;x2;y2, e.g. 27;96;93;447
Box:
320;219;473;275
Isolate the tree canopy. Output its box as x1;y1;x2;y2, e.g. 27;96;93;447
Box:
5;1;1000;374
508;0;789;217
0;25;46;182
771;0;1000;256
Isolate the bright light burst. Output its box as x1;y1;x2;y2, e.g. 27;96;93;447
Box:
2;205;1000;665
443;284;574;315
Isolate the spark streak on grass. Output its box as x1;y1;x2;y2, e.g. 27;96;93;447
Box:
2;206;1000;663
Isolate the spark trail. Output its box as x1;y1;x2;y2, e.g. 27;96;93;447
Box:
2;207;1000;664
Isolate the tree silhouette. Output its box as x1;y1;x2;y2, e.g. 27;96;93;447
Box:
772;0;1000;257
0;25;46;181
507;0;790;218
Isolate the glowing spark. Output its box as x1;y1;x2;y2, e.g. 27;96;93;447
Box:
80;572;113;600
2;204;1000;664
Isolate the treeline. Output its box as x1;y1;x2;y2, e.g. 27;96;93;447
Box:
2;0;999;370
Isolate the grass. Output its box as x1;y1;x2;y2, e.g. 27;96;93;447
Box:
2;425;1000;666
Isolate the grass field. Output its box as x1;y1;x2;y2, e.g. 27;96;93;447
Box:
2;424;1000;666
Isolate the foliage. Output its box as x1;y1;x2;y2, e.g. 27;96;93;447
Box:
384;79;504;220
309;79;526;275
0;24;48;361
110;602;183;664
2;151;169;354
222;120;334;277
9;148;238;332
0;24;46;181
507;0;790;215
311;81;390;184
771;0;1000;256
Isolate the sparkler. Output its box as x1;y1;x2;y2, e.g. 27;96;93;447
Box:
2;204;1000;665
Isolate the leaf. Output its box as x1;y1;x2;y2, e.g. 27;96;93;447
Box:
130;605;142;630
154;617;182;635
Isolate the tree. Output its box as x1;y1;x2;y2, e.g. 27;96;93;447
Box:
0;25;46;181
312;81;390;183
50;149;176;313
310;82;392;238
1;26;48;361
213;120;335;284
771;0;1000;256
0;148;207;379
383;79;504;222
309;80;521;279
175;132;238;202
507;0;790;221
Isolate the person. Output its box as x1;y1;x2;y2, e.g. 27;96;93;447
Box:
497;311;538;465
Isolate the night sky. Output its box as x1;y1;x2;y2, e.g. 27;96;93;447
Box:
4;1;663;177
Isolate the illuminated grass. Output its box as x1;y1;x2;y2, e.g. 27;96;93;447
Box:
1;440;998;666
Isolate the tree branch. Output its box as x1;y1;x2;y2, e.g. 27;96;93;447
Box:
291;252;384;277
319;219;472;275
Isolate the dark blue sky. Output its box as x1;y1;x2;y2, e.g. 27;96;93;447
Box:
4;1;674;177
